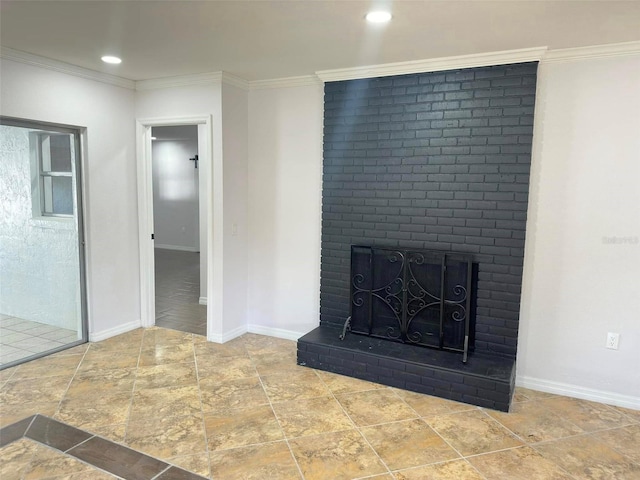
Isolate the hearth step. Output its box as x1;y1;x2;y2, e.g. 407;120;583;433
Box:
297;326;515;412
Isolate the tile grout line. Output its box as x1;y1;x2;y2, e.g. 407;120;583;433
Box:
251;345;308;480
386;388;486;478
23;436;125;480
3;414;208;480
122;328;145;447
52;343;92;420
192;332;215;480
314;371;395;477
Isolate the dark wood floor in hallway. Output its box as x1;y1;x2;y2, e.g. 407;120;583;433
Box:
154;248;206;336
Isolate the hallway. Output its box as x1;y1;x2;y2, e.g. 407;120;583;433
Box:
154;249;206;336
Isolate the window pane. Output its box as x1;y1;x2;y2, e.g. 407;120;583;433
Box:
41;134;72;172
42;175;53;213
52;176;73;215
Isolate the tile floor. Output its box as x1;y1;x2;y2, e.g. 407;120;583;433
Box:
0;314;78;366
1;327;639;479
155;248;206;336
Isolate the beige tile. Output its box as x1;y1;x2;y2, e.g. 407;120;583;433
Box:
0;366;18;383
10;354;83;380
535;434;640;480
91;423;127;443
393;459;484;480
126;413;207;460
130;384;201;422
591;424;640;463
89;330;143;352
77;350;139;372
541;396;633;432
468;446;574;480
290;429;387;480
316;370;383;394
23;443;92;479
45;470;118;479
56;390;132;430
392;388;475;417
204;404;284;451
272;395;354;439
252;351;302;375
142;328;193;349
138;343;195;366
361;418;459;470
200;376;269;412
0;401;59;428
195;355;257;382
261;369;331;403
242;334;296;356
135;362;197;390
612;405;640;424
209;441;301;480
194;337;247;358
66;368;136;397
512;387;557;402
486;398;584;443
336;389;418;427
0;375;72;405
427;410;523;456
0;438;39;480
168;453;211;477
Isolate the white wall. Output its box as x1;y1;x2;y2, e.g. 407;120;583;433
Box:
0;58;139;339
247;83;324;339
152;125;200;251
517;53;640;406
221;83;249;336
135;80;250;341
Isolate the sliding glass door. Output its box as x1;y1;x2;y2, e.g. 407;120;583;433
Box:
0;117;87;368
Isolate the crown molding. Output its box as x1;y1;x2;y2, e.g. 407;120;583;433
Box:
135;72;224;91
135;71;251;91
316;47;548;83
0;47;135;90
542;41;640;64
249;75;322;90
221;72;250;90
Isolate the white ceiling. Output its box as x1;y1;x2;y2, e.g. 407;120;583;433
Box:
1;1;639;82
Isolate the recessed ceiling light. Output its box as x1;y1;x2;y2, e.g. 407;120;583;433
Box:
101;55;122;64
151;136;157;140
366;11;392;23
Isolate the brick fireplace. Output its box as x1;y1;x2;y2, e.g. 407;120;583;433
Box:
298;62;537;411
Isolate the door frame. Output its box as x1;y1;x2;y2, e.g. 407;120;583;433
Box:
136;115;221;341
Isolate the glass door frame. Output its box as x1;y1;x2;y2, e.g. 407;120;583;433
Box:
0;116;89;367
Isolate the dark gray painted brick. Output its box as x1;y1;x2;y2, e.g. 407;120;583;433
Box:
320;63;537;358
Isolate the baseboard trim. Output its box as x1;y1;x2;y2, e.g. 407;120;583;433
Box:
516;375;640;410
247;324;306;342
154;244;199;253
207;325;247;344
198;297;207;305
89;319;141;342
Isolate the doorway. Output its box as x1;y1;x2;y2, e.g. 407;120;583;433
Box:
0;117;88;368
136;115;219;341
151;125;205;335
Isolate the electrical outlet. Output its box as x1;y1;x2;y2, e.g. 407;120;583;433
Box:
606;332;620;350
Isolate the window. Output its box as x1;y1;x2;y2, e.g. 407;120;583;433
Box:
31;132;75;217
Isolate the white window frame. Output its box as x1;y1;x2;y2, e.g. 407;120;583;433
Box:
29;131;76;219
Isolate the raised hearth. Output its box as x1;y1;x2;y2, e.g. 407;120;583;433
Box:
298;325;515;411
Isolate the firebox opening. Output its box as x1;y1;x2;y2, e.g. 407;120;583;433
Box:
341;245;477;363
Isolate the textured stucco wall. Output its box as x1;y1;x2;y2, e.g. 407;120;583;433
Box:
0;125;81;330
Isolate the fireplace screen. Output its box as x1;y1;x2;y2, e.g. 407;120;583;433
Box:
344;246;474;362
